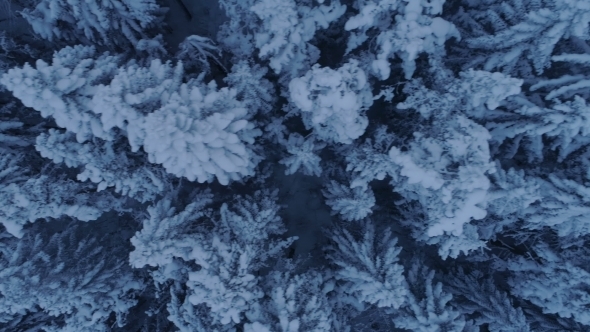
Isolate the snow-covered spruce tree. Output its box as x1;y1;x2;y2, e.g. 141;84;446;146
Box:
345;125;400;191
451;0;590;75
279;133;326;177
130;189;296;330
384;68;522;259
128;191;209;269
223;60;277;117
245;270;337;332
184;190;296;327
482;53;590;163
392;260;466;332
486;94;590;163
0;151;119;238
516;173;590;238
91;58;184;152
20;0;166;47
96;57;264;186
1;48;186;200
345;0;460;79
129;191;229;330
142;78;263;185
476;162;542;240
326;220;407;310
0;45;121;143
322;179;375;222
35;129;166;203
530;53;590;102
216;0;259;60
502;240;590;327
0;222;142;331
289;60;374;144
0;174;119;239
250;0;346;81
176;35;224;75
398;67;523;121
2;43;264;186
446;268;530;332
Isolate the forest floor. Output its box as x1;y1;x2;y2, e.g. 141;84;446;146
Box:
271;166;334;266
162;0;227;53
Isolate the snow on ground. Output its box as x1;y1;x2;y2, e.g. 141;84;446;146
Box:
161;0;227;53
271;165;333;264
0;2;36;42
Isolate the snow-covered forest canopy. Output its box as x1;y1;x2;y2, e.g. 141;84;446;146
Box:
1;0;590;330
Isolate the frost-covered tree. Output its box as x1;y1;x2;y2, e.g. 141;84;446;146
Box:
264;116;289;145
389;111;493;259
129;192;240;330
345;0;460;79
453;0;590;75
326;220;407;309
504;241;590;327
0;151;119;238
0;45;121;143
391;68;522;259
91;59;184;152
216;0;258;59
176;35;224;75
36;129;166;203
142;79;263;185
345;125;399;190
0;173;118;238
187;243;265;327
517;173;590;238
393;261;465;332
251;0;346;80
289;60;373;144
279;133;325;176
246;270;336;332
224;60;276;116
130;189;296;330
2;45;268;186
322;180;375;222
399;69;523;120
0;222;142;331
129;191;213;270
486;94;590;163
531;53;590;101
185;190;296;326
446;269;530;332
20;0;166;47
477;162;542;240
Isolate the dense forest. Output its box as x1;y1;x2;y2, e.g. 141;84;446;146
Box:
1;0;589;331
